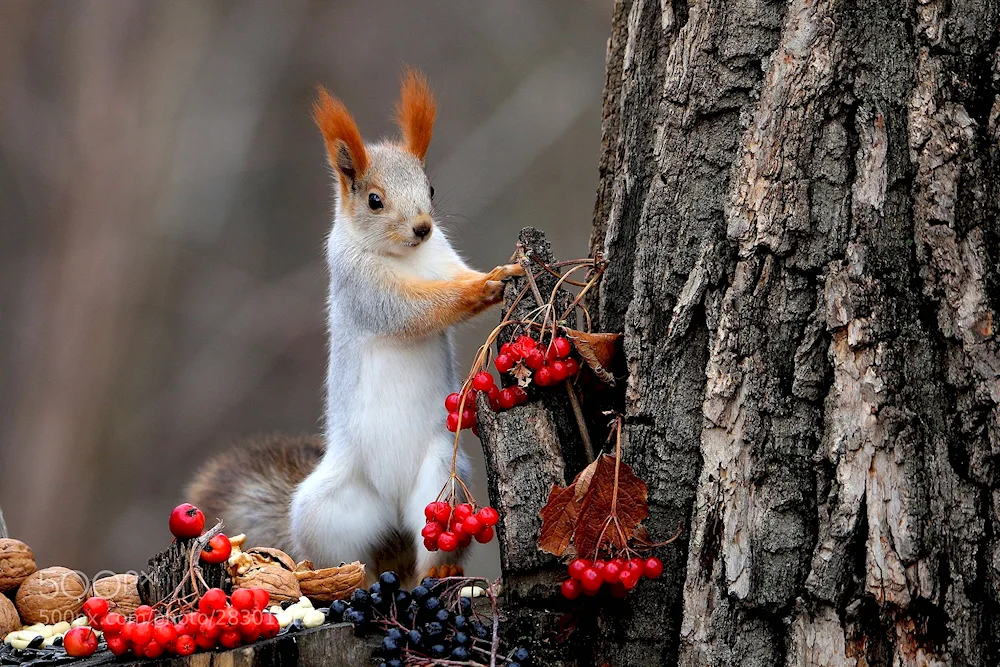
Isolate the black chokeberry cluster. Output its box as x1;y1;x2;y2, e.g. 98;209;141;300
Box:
326;571;532;666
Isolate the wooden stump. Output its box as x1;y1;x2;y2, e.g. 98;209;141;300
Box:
137;539;231;606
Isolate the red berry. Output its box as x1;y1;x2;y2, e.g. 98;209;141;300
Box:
565;358;580;377
219;606;241;629
494;354;513;373
444;392;461;412
552;336;571;359
498;388;517;410
134;605;155;623
602;561;622;584
200;533;232;564
462;515;482;535
644;556;664;579
142;640;164;659
175;634;197;656
509;386;528;405
580;568;603;593
568;558;589;580
446;411;460;432
551;360;568;382
592;559;606;573
438;532;458;552
458;532;473;549
461;407;476;429
475;526;495;544
132;621;154;647
121;621;136;642
102;611;126;636
64;627;99;657
423;536;439;551
525;349;545;370
169;503;206;540
153;620;177;646
433;502;451;524
195;632;217;650
499;342;514;357
620;568;640;590
199;588;228;615
487;386;501;410
534;366;553;386
472;372;496;391
422;522;443;540
82;596;109;625
252;587;270;611
231;588;255;611
629;557;646;573
219;629;242;650
198;618;221;640
560;578;582;600
260;613;280;639
424;502;436;520
454;503;473;521
516;335;536;351
238;613;261;642
106;635;130;656
478;506;499;526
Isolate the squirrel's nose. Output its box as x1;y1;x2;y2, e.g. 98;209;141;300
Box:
413;222;432;239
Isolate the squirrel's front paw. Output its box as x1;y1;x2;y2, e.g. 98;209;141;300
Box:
486;263;526;281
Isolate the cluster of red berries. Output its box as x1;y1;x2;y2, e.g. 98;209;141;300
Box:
169;503;233;565
559;556;663;600
495;335;579;387
421;502;499;552
81;588;279;658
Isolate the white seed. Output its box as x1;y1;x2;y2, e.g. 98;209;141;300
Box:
297;596;313;609
8;631;43;650
301;610;325;628
42;636;59;648
71;616;90;627
290;605;308;621
276;612;293;628
51;622;71;635
269;605;282;614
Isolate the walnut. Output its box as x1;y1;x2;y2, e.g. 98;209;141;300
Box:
230;547;300;602
0;539;37;593
295;561;365;603
92;573;141;616
15;567;88;625
0;594;20;637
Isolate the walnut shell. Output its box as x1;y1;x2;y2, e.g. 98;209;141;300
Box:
0;594;20;636
231;547;300;602
0;539;37;593
15;567;88;625
92;573;140;616
295;561;365;603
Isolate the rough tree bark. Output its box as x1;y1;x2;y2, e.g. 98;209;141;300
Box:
483;1;1000;666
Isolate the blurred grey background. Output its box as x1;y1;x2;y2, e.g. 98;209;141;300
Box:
0;0;611;581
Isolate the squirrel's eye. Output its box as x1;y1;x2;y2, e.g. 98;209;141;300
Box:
368;193;383;211
429;186;435;199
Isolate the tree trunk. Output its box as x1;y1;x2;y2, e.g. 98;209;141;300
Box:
485;1;1000;666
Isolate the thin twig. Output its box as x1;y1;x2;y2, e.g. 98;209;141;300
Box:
565;381;594;462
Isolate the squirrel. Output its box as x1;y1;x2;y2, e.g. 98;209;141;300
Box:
187;70;523;585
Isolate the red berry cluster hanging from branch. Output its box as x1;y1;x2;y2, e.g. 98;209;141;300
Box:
427;244;614;556
538;416;678;599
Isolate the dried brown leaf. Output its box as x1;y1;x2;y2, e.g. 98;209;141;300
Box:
538;454;649;559
564;330;620;385
537;484;582;557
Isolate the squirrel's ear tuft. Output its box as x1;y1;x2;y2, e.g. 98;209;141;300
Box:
313;86;369;184
394;68;436;162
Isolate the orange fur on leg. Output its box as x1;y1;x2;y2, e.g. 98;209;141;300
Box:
398;264;522;337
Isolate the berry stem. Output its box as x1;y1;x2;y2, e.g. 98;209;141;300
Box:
565;381;593;462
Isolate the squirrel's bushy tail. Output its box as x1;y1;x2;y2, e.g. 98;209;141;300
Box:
186;434;324;558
